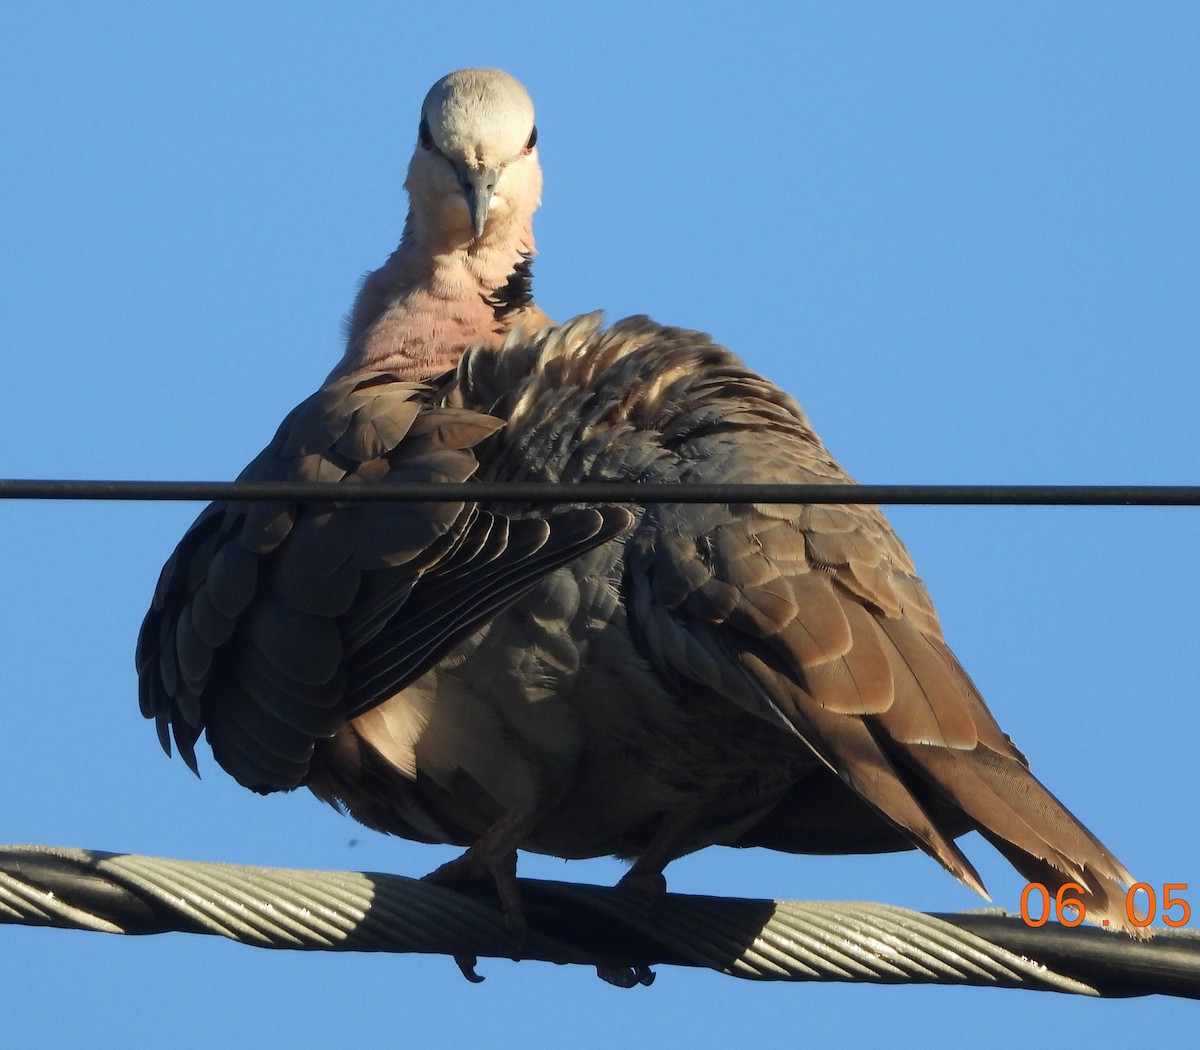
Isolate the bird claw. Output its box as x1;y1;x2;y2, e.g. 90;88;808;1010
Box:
452;954;487;984
595;963;656;988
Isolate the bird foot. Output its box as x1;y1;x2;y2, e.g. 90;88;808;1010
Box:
595;963;657;988
590;867;664;986
615;866;668;903
424;846;526;939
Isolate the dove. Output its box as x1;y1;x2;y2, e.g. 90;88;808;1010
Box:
139;69;1140;954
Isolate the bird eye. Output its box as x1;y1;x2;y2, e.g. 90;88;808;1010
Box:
524;125;538;153
418;118;433;150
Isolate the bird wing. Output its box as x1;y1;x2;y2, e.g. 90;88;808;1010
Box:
623;429;1003;894
464;313;1135;923
606;321;1135;914
137;369;631;794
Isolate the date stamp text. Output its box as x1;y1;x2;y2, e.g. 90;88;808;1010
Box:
1020;881;1190;929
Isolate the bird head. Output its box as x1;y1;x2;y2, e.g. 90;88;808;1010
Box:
405;68;541;249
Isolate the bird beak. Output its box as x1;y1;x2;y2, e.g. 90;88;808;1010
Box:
458;166;501;240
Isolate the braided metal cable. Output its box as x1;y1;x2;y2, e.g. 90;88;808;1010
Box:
5;845;1198;996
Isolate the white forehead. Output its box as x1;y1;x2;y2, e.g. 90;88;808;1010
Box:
421;68;535;164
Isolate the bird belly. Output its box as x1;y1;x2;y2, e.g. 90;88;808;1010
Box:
313;554;815;863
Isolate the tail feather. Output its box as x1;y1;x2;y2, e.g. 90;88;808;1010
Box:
903;741;1144;936
739;651;990;898
979;831;1146;937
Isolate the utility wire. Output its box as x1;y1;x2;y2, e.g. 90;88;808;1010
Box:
4;845;1198;996
1;479;1199;505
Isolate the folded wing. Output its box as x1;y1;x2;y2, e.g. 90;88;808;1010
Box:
137;370;630;793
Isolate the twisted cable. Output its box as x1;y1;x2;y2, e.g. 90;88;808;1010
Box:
4;845;1197;997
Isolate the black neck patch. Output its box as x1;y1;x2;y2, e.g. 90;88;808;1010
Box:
485;252;536;321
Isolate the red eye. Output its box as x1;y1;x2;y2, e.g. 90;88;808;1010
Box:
418;118;433;150
524;125;538;153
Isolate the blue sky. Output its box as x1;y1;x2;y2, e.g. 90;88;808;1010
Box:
1;3;1197;1046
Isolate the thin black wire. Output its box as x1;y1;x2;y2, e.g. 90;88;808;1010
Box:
1;479;1199;506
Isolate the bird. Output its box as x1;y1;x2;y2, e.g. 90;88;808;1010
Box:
138;68;1141;961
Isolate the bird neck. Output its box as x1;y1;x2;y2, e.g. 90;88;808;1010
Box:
328;210;545;383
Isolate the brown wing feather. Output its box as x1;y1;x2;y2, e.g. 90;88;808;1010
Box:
138;369;632;793
501;315;1138;923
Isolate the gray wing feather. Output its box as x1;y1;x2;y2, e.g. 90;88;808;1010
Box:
137;369;631;792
